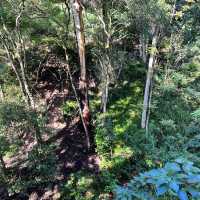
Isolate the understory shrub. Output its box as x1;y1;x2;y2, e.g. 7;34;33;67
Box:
115;158;200;200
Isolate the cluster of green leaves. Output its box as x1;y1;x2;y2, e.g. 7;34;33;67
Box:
0;101;46;143
61;170;117;200
61;100;78;117
8;144;57;195
0;99;56;194
115;158;200;200
61;171;96;200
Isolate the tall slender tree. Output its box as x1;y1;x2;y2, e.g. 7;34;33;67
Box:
70;0;90;149
0;0;35;108
141;26;159;130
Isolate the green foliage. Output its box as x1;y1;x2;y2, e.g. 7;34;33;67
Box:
28;144;56;179
94;56;200;199
95;114;116;158
191;108;200;120
0;101;45;141
3;85;23;102
0;99;54;193
62;100;78;117
95;63;144;165
61;170;118;200
61;171;96;200
8;143;56;195
115;158;200;200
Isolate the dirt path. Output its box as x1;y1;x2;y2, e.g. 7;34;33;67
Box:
3;81;99;200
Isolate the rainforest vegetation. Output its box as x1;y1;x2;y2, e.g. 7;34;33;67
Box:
0;0;200;199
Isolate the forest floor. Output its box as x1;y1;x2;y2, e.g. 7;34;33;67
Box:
3;79;100;200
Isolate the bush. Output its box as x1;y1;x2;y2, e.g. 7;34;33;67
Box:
61;170;118;200
0;101;47;143
95;114;116;158
62;100;78;116
0;101;53;195
61;171;96;200
114;158;200;200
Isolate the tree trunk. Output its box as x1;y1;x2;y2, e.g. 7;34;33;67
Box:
70;0;90;149
100;0;111;113
101;81;109;113
18;59;35;109
139;34;148;64
145;79;153;133
99;57;110;113
3;44;29;105
0;155;6;174
141;27;159;129
19;34;35;109
102;0;110;48
0;85;4;101
4;42;34;108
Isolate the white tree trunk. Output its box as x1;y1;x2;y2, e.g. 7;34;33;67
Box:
100;57;110;113
139;34;148;64
141;28;159;129
18;60;35;109
3;44;29;104
100;1;111;113
0;85;4;101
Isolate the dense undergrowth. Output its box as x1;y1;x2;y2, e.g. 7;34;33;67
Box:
60;59;200;199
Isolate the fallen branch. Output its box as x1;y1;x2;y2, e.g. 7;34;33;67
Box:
64;49;90;150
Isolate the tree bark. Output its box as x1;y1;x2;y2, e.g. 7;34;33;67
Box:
0;155;6;174
99;57;110;113
139;34;148;64
3;39;35;108
70;0;90;149
3;43;29;104
18;49;35;109
141;27;159;130
0;85;4;101
100;0;111;113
